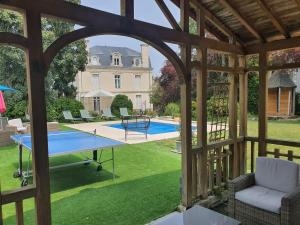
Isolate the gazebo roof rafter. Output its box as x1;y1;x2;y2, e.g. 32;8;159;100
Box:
254;0;290;38
217;0;265;42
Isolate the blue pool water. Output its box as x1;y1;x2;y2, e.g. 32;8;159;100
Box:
107;121;181;135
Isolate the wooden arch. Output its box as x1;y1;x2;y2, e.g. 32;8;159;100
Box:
0;32;28;49
43;26;187;82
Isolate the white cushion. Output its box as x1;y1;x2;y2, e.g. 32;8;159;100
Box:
8;119;23;129
235;185;286;214
255;157;299;193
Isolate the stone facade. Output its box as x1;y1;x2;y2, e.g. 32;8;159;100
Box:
75;43;153;113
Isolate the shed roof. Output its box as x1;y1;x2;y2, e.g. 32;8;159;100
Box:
171;0;300;45
268;70;297;88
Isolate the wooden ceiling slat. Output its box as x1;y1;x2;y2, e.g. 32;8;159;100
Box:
295;0;300;7
254;0;290;38
217;0;265;42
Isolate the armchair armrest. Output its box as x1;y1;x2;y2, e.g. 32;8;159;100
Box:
281;186;300;225
228;173;255;218
229;173;255;193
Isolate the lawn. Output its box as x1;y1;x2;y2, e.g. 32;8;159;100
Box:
0;128;181;225
0;119;299;225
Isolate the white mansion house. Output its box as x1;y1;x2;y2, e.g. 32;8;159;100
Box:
75;44;153;113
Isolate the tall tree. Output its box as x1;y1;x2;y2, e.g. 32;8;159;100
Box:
0;2;87;118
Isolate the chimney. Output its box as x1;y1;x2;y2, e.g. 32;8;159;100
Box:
85;39;90;53
141;44;149;68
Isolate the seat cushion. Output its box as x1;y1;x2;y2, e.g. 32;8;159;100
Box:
235;185;286;214
255;157;299;193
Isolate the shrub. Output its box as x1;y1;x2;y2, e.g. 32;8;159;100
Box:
5;100;27;120
53;97;84;122
164;103;180;118
111;95;133;117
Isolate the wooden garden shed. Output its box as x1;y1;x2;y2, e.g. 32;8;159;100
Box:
1;0;300;225
267;70;297;117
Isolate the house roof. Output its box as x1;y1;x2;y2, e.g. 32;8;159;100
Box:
268;70;297;88
89;46;142;68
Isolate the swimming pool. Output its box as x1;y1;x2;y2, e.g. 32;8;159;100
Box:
107;121;181;135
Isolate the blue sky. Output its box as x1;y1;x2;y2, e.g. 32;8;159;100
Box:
80;0;180;75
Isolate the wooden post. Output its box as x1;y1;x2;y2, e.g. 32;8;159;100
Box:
16;201;24;225
196;7;208;199
24;11;52;225
239;56;248;175
228;38;239;179
120;0;134;20
180;0;193;208
258;51;268;156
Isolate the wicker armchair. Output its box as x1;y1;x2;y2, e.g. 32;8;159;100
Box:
229;157;300;225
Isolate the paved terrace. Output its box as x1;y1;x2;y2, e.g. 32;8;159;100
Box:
65;118;220;144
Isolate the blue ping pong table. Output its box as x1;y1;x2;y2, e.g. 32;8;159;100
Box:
11;130;125;186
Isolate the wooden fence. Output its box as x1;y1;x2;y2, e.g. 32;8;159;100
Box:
0;185;36;225
245;136;300;173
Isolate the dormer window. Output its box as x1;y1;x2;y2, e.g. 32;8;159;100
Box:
132;57;141;67
91;56;100;65
111;52;122;67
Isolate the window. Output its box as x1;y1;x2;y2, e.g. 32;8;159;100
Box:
111;53;122;66
134;75;141;90
93;97;100;113
91;56;99;65
92;74;100;90
114;57;120;66
136;95;142;110
115;75;121;89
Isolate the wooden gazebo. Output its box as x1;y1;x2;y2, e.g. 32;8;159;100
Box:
1;0;300;224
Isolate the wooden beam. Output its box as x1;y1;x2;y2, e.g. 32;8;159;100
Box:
0;32;28;49
120;0;134;20
258;51;268;156
195;7;208;199
190;0;241;43
0;0;244;54
268;62;300;71
180;0;193;208
245;36;300;54
296;0;300;7
15;201;24;225
228;49;239;179
239;56;248;174
255;0;289;38
1;186;36;205
24;10;51;225
218;0;264;42
155;0;181;31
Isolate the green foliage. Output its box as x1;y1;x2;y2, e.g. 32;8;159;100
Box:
0;8;87;119
207;96;229;118
5;99;27;119
295;93;300;116
192;101;197;120
248;73;259;114
164;103;180;118
111;95;133;117
53;98;84;122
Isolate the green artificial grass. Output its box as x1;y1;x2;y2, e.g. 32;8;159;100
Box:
1;119;300;224
0;137;181;225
